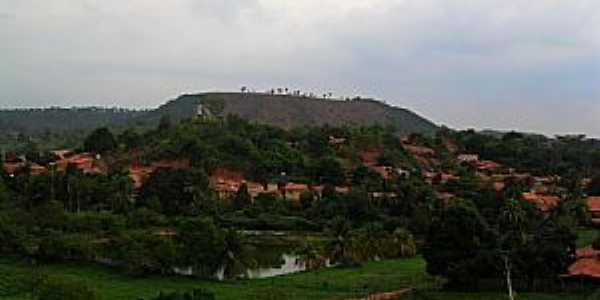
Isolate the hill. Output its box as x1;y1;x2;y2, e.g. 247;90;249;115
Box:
0;93;438;136
145;93;438;136
0;107;145;135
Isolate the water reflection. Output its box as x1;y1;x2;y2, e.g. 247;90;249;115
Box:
176;251;331;280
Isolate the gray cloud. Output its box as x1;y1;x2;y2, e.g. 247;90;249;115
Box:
0;0;599;136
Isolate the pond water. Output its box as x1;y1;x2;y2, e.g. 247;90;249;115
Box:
220;253;305;280
174;252;331;280
175;231;334;280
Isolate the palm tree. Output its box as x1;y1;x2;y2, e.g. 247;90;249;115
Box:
326;217;352;264
499;199;527;300
219;228;255;279
389;228;417;258
110;172;133;212
295;241;326;270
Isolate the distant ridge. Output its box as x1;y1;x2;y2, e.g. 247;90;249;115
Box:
0;92;438;136
146;93;439;136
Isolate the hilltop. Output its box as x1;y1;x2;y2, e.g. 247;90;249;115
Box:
0;93;437;137
146;93;438;136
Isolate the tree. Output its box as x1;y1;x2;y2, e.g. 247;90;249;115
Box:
0;177;9;206
232;183;251;210
111;231;177;276
118;128;142;150
315;156;344;185
423;198;493;287
387;228;417;258
83;127;116;153
497;199;527;300
255;192;280;211
177;217;226;277
140;168;209;216
299;191;315;210
158;115;172;132
326;217;353;265
296;240;326;270
219;228;253;279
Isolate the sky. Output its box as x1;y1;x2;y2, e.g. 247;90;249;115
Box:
1;0;599;136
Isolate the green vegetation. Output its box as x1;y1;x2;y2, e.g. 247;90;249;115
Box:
2;106;600;299
0;256;596;300
577;228;599;248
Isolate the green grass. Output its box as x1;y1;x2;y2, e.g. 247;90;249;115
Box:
577;228;599;248
0;257;598;300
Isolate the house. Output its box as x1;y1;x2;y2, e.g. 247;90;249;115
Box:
328;136;347;146
212;179;242;200
281;183;310;201
403;145;435;157
360;151;379;166
335;186;350;194
128;165;156;189
2;155;47;176
2;161;22;176
587;197;600;225
493;181;505;191
565;247;600;281
54;152;98;173
372;166;394;180
477;160;501;171
29;163;47;176
51;149;74;160
457;154;479;163
370;192;398;200
127;159;192;189
522;192;560;212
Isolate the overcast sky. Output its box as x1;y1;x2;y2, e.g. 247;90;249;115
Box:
1;1;599;136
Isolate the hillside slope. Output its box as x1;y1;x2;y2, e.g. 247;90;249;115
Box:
147;93;438;136
0;108;144;134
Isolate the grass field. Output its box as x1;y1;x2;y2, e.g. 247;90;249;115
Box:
577;228;598;248
0;228;598;299
1;257;598;300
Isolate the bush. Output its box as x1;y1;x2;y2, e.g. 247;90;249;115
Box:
36;279;97;300
145;289;215;300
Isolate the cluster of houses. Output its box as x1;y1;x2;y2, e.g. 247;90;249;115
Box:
1;150;101;177
210;168;351;202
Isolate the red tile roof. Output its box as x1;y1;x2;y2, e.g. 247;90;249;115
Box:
493;182;505;191
403;145;435;157
128;166;156;189
587;197;600;212
522;192;560;211
372;166;393;180
360;151;379;166
2;162;47;176
576;247;600;259
568;258;600;279
283;183;309;192
211;168;244;182
477;160;501;170
2;162;21;175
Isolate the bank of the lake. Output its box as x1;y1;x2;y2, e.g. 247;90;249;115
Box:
1;256;596;300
